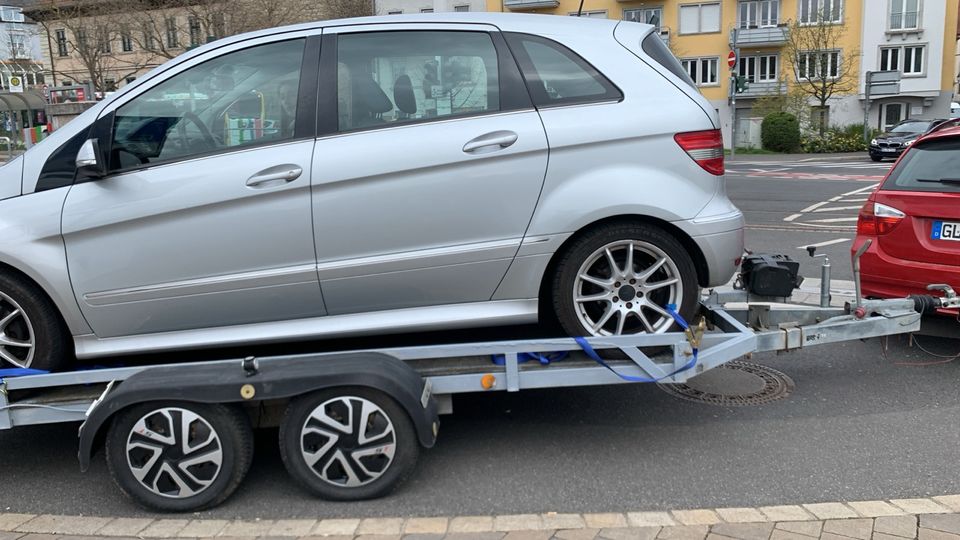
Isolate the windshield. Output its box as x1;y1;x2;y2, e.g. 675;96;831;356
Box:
890;120;932;134
884;138;960;193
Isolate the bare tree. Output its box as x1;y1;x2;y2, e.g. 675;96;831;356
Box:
325;0;375;19
30;0;160;92
783;12;859;136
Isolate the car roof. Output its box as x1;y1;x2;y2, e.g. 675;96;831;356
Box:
916;124;960;143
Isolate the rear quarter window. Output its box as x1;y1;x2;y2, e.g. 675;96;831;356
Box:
641;33;696;90
884;138;960;194
504;32;621;107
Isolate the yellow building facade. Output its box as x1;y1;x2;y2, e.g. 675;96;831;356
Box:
487;0;959;147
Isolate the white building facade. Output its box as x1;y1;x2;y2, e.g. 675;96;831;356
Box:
853;0;956;130
376;0;486;14
0;6;44;91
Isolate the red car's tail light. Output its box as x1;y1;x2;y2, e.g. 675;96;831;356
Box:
674;129;724;176
857;202;906;236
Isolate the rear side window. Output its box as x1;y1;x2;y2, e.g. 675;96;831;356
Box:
641;33;696;90
884;138;960;193
505;33;621;107
337;31;500;132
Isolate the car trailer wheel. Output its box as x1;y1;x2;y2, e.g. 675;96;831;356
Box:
104;402;253;512
279;387;419;501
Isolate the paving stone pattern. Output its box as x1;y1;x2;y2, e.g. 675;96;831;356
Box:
3;497;960;540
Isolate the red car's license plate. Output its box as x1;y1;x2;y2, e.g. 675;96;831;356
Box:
932;221;960;241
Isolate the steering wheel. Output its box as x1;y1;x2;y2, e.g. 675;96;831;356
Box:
179;111;217;149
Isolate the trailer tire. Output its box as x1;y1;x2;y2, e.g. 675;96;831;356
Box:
105;401;253;512
280;387;418;501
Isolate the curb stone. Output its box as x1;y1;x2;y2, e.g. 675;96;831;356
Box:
4;496;960;539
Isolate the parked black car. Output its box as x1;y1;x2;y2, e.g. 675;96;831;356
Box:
869;118;949;161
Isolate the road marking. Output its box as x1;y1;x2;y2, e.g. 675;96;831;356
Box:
784;213;802;222
800;201;830;212
809;217;859;223
811;205;865;213
842;184;879;196
797;238;850;249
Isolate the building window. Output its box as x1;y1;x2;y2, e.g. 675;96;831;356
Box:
881;102;906;130
623;7;663;30
0;7;24;22
165;17;178;48
738;0;779;28
55;29;68;56
121;28;133;52
74;29;87;51
142;23;156;49
880;45;924;74
797;50;840;79
889;0;920;30
188;17;202;46
679;3;721;34
454;5;470;11
8;33;26;58
681;57;719;86
739;54;779;82
96;27;110;53
798;0;842;24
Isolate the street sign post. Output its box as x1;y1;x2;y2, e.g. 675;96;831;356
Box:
863;70;902;143
728;29;741;157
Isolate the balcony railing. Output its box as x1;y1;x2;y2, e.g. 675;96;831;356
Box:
503;0;560;9
732;25;789;46
737;80;788;98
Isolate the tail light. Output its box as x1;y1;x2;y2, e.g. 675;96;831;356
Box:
857;202;905;236
674;129;724;176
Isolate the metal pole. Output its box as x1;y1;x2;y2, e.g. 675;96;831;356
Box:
731;91;737;157
863;71;872;144
577;0;585;16
819;257;831;308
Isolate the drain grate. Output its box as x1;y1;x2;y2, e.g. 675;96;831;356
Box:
658;361;795;406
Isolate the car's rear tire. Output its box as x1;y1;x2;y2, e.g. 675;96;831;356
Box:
0;272;71;371
552;222;700;346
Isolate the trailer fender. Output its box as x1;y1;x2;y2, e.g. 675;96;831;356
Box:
78;352;438;471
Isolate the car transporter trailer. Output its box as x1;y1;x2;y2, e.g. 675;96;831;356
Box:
1;246;958;511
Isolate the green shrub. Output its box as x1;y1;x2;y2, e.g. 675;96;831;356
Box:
761;112;801;152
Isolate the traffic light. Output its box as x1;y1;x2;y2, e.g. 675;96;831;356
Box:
735;75;749;93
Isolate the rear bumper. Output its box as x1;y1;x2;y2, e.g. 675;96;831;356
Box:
685;211;745;287
855;237;960;316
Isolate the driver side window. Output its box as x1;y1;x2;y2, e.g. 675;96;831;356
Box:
109;39;305;171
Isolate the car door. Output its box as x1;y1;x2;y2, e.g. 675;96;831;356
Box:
312;25;549;315
61;34;326;338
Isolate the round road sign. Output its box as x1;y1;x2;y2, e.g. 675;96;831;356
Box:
727;51;737;69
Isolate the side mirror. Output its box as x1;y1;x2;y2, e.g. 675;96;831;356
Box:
75;138;106;178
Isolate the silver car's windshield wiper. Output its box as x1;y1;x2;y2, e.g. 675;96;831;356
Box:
916;178;960;184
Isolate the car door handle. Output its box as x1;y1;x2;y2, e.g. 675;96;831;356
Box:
462;131;519;154
246;166;303;189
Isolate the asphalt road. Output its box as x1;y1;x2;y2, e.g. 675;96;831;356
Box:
3;154;959;520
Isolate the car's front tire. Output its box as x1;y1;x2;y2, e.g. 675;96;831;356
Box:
552;222;700;340
0;273;71;372
870;155;883;162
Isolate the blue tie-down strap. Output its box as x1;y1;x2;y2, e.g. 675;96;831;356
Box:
492;351;569;366
0;368;49;384
574;303;697;383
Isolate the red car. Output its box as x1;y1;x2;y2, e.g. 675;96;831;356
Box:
854;122;960;315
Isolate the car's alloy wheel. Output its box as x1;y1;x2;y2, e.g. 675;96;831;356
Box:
280;388;418;501
573;240;683;336
0;290;35;368
553;223;700;345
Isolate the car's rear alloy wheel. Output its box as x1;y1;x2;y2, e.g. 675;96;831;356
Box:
0;290;35;368
553;223;699;340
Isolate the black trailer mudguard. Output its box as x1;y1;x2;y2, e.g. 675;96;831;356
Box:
78;352;438;471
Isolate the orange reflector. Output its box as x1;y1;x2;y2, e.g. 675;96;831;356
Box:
481;374;496;390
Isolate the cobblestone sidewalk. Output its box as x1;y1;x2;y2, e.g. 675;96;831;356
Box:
4;496;960;540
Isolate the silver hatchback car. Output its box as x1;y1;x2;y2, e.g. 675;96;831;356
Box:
0;13;743;372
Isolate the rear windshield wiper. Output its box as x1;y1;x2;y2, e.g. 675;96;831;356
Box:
916;178;960;184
